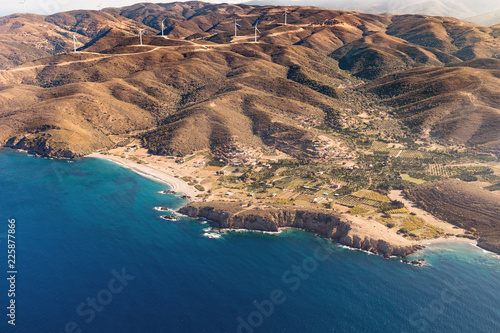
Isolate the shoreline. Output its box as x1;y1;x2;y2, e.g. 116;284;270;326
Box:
6;147;497;258
72;151;499;258
418;237;478;246
86;153;200;199
417;237;500;257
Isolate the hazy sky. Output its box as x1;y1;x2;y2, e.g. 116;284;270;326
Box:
3;0;498;18
1;0;240;17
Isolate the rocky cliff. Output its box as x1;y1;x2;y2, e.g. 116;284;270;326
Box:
5;136;81;158
179;203;422;257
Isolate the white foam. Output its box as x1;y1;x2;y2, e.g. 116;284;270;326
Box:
203;232;222;239
336;244;375;255
336;244;356;251
470;243;500;259
221;228;282;235
159;215;179;221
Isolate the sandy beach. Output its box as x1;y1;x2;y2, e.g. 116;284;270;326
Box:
88;150;488;255
388;190;468;236
87;153;200;198
418;237;478;246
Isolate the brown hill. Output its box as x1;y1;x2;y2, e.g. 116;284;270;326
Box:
386;14;499;60
0;41;355;157
407;179;500;254
0;2;499;157
0;10;154;70
331;32;459;79
366;63;500;150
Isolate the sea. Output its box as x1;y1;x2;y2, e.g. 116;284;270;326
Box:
0;148;499;333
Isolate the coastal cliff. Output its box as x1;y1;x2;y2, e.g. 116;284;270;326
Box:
179;202;422;258
5;136;82;158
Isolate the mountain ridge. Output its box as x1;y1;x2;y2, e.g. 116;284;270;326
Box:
248;0;500;23
0;2;498;158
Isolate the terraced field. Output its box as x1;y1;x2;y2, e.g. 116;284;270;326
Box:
353;190;391;202
398;150;433;159
428;164;450;177
335;194;382;208
371;141;389;151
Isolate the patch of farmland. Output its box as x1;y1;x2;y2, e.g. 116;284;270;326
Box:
336;195;382;208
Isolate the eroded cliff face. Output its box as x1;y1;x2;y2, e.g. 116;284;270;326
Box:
477;240;500;255
6;136;81;158
179;204;421;258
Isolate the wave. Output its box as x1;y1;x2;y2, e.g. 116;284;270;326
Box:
203;232;222;239
153;206;170;212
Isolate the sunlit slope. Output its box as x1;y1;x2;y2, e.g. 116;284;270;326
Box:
0;2;498;157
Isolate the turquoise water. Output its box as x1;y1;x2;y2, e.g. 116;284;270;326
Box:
0;148;499;333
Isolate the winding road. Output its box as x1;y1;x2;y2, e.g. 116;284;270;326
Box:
0;24;310;74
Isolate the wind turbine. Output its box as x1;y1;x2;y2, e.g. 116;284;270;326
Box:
138;28;145;46
254;21;260;43
233;17;241;37
283;8;290;26
161;18;167;37
72;32;79;53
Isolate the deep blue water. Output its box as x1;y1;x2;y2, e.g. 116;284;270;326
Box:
0;148;499;333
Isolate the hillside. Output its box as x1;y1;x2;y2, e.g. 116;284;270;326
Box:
465;9;500;26
365;61;500;151
407;180;500;253
0;10;154;70
0;40;356;157
0;2;499;157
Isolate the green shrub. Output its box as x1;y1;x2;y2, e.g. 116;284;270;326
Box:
194;185;205;191
349;206;368;214
207;159;226;167
380;200;405;212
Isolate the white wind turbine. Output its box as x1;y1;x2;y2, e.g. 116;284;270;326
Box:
138;28;145;45
254;21;261;43
233;17;241;37
283;8;290;26
161;18;167;37
72;32;79;53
